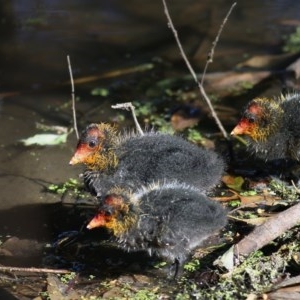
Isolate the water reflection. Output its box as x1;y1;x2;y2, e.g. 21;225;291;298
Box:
0;0;299;89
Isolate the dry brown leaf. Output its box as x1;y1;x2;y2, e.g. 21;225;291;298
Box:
241;189;281;206
211;190;240;202
222;175;244;192
237;53;295;69
280;19;300;26
228;215;269;226
239;194;266;205
204;71;270;95
171;113;199;131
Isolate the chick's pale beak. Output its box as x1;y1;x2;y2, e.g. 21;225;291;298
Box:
69;153;82;165
86;214;105;229
69;146;86;165
231;124;244;136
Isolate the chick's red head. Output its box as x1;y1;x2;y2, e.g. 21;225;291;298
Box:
86;194;131;235
231;99;273;142
86;195;120;230
86;211;109;229
69;124;102;165
69;123;117;169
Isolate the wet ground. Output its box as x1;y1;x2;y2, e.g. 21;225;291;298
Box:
1;0;300;298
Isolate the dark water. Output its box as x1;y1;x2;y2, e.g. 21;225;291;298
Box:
1;0;300;89
0;0;299;285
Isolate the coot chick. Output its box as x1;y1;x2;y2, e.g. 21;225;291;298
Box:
231;92;300;161
70;123;225;197
87;181;227;277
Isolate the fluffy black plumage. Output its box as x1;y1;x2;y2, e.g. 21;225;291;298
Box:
231;92;300;161
70;123;225;197
87;181;227;276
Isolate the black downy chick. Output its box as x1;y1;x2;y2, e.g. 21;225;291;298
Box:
86;181;227;277
231;92;300;161
69;123;225;197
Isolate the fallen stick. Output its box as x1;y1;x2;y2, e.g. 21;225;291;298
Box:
217;201;300;270
234;201;300;259
0;266;71;274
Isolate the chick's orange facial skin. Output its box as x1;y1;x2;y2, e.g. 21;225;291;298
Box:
86;207;124;234
86;195;123;230
69;127;102;165
86;212;109;229
231;101;262;139
231;117;258;137
69;143;94;165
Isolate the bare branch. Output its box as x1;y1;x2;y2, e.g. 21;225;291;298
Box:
111;102;144;135
234;202;300;260
162;0;236;140
201;2;237;85
67;55;79;140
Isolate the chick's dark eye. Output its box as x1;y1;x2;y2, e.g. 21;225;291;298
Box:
104;210;112;217
248;116;255;123
88;139;97;148
244;112;256;124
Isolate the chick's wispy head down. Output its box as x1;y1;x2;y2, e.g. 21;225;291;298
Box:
69;123;119;170
231;93;300;161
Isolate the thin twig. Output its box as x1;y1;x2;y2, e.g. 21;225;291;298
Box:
67;55;79;140
0;266;71;274
111;102;144;135
162;0;236;140
201;3;237;85
291;179;300;193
